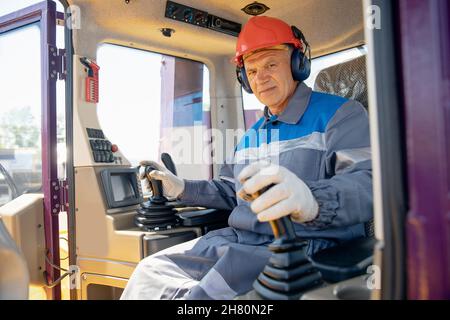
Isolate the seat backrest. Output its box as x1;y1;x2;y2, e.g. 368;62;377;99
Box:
314;55;368;110
313;55;373;237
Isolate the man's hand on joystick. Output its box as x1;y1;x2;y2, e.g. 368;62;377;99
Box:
139;160;185;201
237;160;319;224
238;161;324;300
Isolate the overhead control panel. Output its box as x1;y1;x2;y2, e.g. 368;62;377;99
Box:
165;0;242;37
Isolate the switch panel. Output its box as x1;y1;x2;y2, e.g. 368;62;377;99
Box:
86;128;105;139
165;1;208;27
165;1;241;37
86;128;115;163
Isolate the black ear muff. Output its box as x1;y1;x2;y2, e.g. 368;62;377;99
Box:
236;66;253;94
291;48;311;82
290;26;311;82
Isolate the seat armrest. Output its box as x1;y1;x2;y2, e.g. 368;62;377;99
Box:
310;237;375;283
176;209;230;227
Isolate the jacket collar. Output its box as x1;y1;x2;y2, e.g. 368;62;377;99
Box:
263;82;312;124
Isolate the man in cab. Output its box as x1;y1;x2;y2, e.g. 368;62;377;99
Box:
121;16;372;300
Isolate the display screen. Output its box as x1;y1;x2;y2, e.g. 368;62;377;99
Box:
101;168;141;209
110;173;137;202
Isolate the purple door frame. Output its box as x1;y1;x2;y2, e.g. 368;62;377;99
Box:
0;0;62;299
399;0;450;299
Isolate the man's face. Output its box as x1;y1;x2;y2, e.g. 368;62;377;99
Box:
244;47;297;114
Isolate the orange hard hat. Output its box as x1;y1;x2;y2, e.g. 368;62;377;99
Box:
234;16;302;67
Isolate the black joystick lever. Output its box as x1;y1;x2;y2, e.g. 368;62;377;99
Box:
253;216;323;300
144;165;167;204
134;158;178;231
240;183;323;300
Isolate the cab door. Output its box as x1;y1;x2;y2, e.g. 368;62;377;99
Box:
0;0;65;299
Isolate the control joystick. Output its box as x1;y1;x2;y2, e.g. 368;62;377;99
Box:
237;195;322;301
238;178;323;299
134;163;178;231
253;216;323;299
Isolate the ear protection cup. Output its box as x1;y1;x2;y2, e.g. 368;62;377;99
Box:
236;66;253;94
290;26;311;82
236;25;311;94
291;47;311;82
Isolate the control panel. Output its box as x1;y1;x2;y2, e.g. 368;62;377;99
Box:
165;1;241;37
166;1;208;27
86;128;115;163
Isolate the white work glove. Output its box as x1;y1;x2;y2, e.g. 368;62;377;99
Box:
139;160;185;199
237;160;319;223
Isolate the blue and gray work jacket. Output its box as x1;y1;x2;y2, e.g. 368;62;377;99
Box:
179;82;373;255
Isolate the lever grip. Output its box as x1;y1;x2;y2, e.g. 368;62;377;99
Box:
144;166;166;204
269;216;297;241
161;152;177;176
239;182;297;242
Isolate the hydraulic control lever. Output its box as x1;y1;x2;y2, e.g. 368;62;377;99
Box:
144;165;166;204
268;216;298;252
239;183;296;249
239;181;323;300
134;156;179;231
143;152;178;203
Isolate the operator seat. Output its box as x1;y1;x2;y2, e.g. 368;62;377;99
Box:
314;54;373;238
314;55;368;111
310;55;375;283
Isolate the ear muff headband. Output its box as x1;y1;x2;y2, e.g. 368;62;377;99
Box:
237;26;311;94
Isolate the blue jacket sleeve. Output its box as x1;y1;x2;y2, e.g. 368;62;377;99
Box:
304;100;373;229
178;162;237;211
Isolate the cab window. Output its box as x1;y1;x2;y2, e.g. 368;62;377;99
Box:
0;24;42;206
97;44;212;180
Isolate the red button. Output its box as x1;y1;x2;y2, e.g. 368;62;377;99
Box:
111;144;118;152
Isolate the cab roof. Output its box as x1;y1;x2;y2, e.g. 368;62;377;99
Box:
68;0;364;60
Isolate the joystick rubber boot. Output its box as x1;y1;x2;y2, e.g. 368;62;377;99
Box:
253;217;323;300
